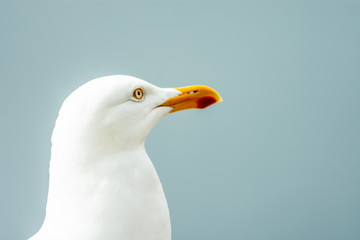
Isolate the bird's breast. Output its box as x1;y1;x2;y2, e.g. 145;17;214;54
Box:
43;150;171;240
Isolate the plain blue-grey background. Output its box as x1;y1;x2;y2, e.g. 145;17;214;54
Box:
1;0;359;239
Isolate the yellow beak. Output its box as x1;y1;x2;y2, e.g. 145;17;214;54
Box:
160;85;222;113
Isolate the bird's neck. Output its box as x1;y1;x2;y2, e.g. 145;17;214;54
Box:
39;144;171;240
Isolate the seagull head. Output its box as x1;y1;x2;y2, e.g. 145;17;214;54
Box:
52;75;222;155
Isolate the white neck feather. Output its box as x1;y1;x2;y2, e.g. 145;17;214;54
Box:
32;127;171;240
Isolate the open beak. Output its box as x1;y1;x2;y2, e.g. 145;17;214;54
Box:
160;85;222;113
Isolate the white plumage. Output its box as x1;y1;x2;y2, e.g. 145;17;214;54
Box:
29;75;221;240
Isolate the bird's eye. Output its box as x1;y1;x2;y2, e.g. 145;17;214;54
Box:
133;88;144;100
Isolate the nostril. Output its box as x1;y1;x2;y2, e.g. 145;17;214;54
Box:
188;90;198;94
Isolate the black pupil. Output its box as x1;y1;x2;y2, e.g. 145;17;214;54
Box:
137;90;141;97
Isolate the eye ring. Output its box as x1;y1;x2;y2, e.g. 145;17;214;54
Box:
133;88;144;100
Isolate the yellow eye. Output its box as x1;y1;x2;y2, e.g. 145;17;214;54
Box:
133;88;144;100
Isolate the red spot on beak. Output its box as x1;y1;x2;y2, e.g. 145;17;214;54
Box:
197;96;217;109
